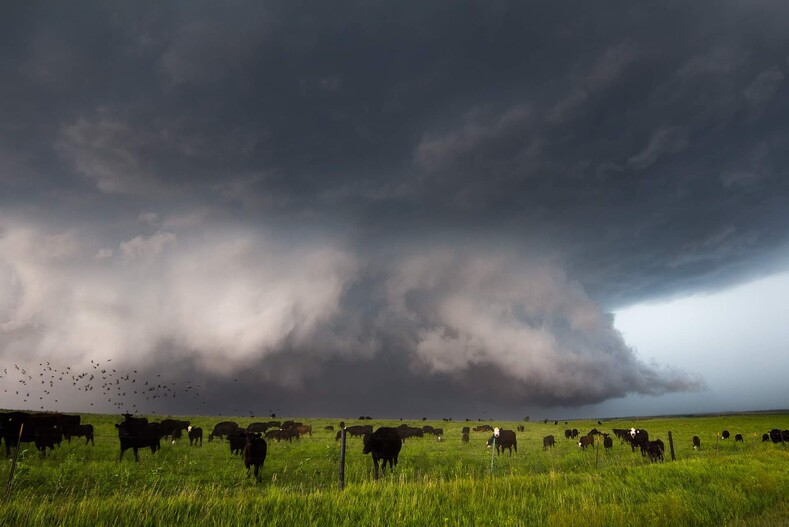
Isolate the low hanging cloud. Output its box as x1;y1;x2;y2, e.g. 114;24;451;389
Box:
0;217;702;411
382;249;703;405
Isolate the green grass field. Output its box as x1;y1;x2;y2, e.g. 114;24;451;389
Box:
2;412;788;526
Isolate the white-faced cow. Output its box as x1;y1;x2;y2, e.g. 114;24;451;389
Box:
487;429;517;456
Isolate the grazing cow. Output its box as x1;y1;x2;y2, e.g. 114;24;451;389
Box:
160;419;190;440
517;425;525;432
247;422;270;434
647;440;664;463
422;425;434;434
603;434;613;449
243;433;267;482
396;427;424;442
208;421;240;442
324;425;334;431
543;435;555;450
735;434;744;443
473;425;493;432
188;426;203;446
571;429;579;439
266;421;281;428
462;426;470;434
762;433;770;442
335;425;373;441
115;414;160;462
228;430;248;455
265;429;293;442
783;430;789;442
693;436;701;450
69;424;95;446
487;429;517;456
721;430;730;440
294;424;312;437
363;427;402;479
578;435;595;449
564;429;573;439
432;428;444;439
769;429;783;443
461;432;469;444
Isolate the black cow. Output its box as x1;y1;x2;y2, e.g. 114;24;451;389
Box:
571;429;579;439
60;414;82;443
473;425;493;432
335;425;373;441
244;433;267;482
769;429;782;443
160;419;190;440
721;430;730;440
265;429;293;442
603;434;613;449
735;434;744;443
578;435;594;449
517;425;525;432
543;435;555;449
432;428;444;440
115;414;161;462
693;436;701;450
487;429;517;456
628;428;650;455
762;433;770;442
422;425;434;434
397;427;424;442
28;414;63;456
462;426;470;434
647;440;664;463
1;412;31;457
188;426;203;446
324;425;334;431
208;421;240;442
70;424;95;446
462;432;469;444
228;430;248;455
363;427;402;479
247;422;269;434
783;430;789;442
564;429;573;439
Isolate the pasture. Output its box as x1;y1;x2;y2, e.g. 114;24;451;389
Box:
2;412;788;526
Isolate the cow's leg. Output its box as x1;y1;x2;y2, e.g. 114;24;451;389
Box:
373;457;380;480
133;447;140;462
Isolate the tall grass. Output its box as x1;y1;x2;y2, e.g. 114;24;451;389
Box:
2;413;788;526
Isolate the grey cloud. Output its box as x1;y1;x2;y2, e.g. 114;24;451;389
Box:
744;66;784;107
628;126;689;170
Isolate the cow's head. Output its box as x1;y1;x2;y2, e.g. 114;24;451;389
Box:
630;428;636;438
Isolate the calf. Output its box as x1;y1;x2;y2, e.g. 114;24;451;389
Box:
603;434;613;449
188;426;203;446
692;436;701;450
228;430;248;455
647;440;664;463
762;433;770;442
243;432;267;482
578;435;594;449
70;424;95;446
735;434;744;443
721;430;730;440
564;429;573;439
363;427;402;479
543;435;555;450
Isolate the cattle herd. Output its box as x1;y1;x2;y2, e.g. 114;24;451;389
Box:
1;410;788;483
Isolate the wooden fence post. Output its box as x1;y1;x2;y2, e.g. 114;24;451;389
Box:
338;427;347;490
668;431;676;461
4;423;24;502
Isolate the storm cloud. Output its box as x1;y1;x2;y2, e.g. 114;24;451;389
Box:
2;0;788;417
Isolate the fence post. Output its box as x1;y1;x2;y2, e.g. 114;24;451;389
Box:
338;427;347;491
4;423;24;502
489;427;500;478
668;431;676;461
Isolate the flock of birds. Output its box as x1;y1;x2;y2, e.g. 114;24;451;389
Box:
0;359;278;418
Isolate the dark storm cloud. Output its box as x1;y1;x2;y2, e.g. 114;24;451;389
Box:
2;0;788;416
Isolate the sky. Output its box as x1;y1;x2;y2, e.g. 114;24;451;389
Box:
1;0;788;420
